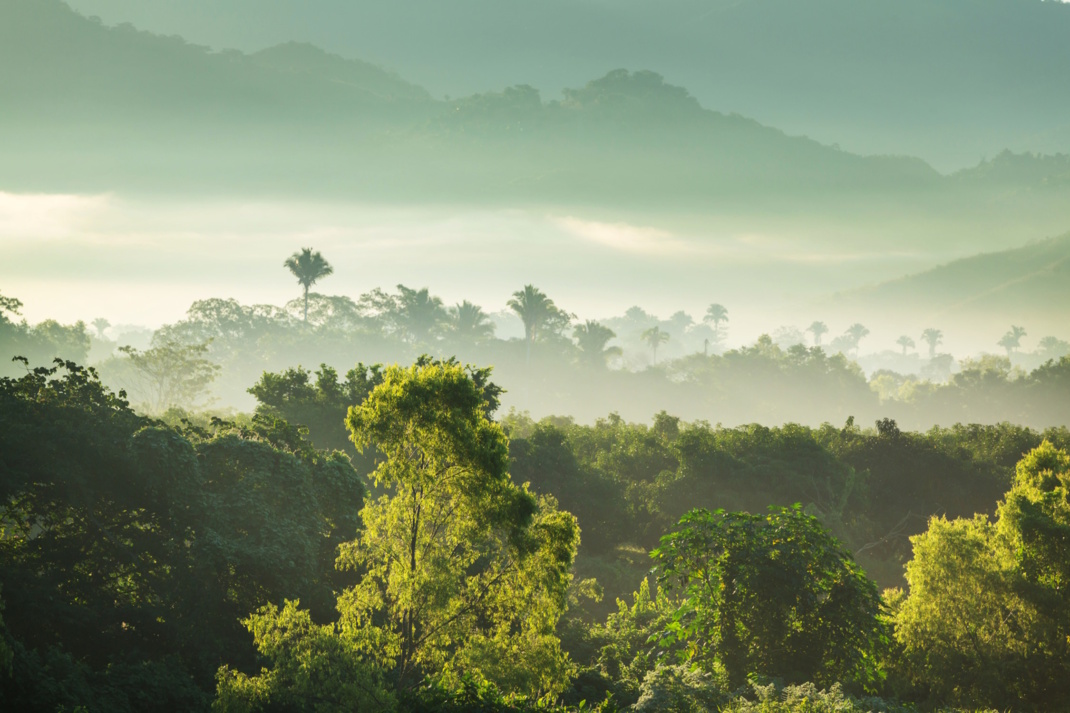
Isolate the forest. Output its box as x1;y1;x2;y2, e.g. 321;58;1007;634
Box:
4;265;1070;710
6;0;1070;710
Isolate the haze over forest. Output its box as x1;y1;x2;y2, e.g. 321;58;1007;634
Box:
6;1;1070;712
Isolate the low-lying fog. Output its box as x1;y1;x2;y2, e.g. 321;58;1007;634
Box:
3;190;1015;356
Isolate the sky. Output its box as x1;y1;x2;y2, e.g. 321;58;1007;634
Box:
2;190;994;353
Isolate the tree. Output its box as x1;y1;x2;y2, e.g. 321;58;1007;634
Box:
893;441;1070;709
0;291;22;320
284;248;334;323
394;284;446;344
1036;336;1070;361
896;335;915;355
118;340;220;413
91;317;111;339
449;300;496;343
334;360;578;694
507;285;571;362
573;320;621;368
921;328;943;359
651;506;885;690
998;325;1027;356
641;326;670;365
807;321;829;347
703;304;728;331
844;323;870;355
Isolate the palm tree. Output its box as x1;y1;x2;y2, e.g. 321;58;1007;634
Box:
704;303;729;330
574;320;621;368
921;328;943;359
896;335;915;355
844;323;870;355
450;301;496;343
396;284;445;344
641;326;670;365
807;321;829;347
284;247;334;323
91;317;111;340
998;325;1027;356
507;284;567;362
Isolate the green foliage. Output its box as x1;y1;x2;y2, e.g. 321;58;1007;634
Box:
893;441;1070;710
0;360;365;711
652;506;886;691
340;359;577;694
116;339;220;413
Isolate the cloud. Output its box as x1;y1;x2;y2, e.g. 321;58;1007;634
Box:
551;215;694;255
0;191;112;240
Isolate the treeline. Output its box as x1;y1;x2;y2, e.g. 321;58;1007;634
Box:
4;357;1070;710
5;285;1070;430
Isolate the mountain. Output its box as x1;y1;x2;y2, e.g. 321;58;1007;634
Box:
0;0;938;202
62;0;1070;169
839;231;1070;333
4;0;1070;255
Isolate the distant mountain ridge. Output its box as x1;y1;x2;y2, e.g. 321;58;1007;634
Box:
840;232;1070;328
4;0;1070;255
61;0;1070;168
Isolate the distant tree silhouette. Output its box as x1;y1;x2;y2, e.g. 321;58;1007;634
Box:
1037;336;1070;360
896;335;915;355
449;300;495;343
574;320;621;368
704;303;728;330
507;284;570;363
641;325;670;365
921;328;943;359
807;321;829;347
396;284;445;344
91;317;111;340
284;248;334;323
998;325;1027;356
844;323;870;355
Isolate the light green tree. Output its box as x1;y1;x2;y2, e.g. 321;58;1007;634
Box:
997;324;1027;356
284;247;334;323
807;320;829;347
641;326;670;365
118;340;220;413
895;335;915;355
893;441;1070;709
703;303;728;330
921;328;943;359
339;360;579;695
573;320;622;368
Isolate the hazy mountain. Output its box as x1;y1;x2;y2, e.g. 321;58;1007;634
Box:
63;0;1070;169
839;231;1070;333
0;0;939;203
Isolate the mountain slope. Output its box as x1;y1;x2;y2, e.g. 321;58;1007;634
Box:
62;0;1070;168
840;232;1070;327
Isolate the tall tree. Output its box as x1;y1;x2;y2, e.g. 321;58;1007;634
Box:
284;248;334;323
449;300;496;343
897;335;916;355
91;317;110;340
844;323;869;355
641;325;670;365
921;327;943;359
507;284;569;362
998;325;1027;356
573;320;622;368
703;303;728;330
395;284;446;344
807;320;829;347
